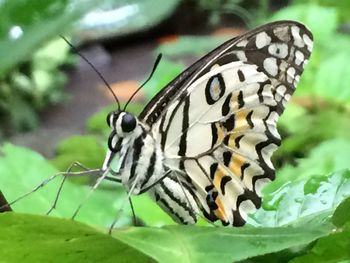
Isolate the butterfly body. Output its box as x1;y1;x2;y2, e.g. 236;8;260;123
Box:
103;21;313;226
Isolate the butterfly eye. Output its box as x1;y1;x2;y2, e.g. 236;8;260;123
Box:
121;113;136;133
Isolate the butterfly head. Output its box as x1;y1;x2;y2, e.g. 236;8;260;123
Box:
106;110;138;152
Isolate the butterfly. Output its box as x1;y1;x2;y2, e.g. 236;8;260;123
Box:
1;20;313;227
101;20;313;226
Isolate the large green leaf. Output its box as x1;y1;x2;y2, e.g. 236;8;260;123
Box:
250;170;350;227
0;213;152;262
112;224;333;263
0;212;334;263
290;224;350;263
0;143;131;227
332;196;350;228
289;200;350;263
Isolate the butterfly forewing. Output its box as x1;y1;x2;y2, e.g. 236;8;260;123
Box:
138;21;313;226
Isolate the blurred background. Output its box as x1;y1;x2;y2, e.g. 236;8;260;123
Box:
0;0;350;227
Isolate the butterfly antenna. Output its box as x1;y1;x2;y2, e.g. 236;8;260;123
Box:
60;35;121;111
123;53;162;111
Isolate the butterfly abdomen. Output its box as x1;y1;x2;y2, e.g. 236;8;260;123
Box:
150;172;199;224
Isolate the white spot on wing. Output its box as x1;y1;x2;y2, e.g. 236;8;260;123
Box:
303;34;313;52
263;57;278;76
282;93;291;107
268;43;288;58
236;40;248;47
295;50;304;66
235;51;247;61
266;111;280;138
286;67;296;83
291;26;305;48
275;85;287;102
261;143;277;169
293;75;300;87
255;32;272;49
211;64;220;70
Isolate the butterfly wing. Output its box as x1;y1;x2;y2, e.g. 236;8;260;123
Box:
139;21;313;225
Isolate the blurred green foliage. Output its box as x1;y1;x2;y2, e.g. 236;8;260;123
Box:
0;38;73;135
1;0;350;262
0;0;181;136
0;0;102;135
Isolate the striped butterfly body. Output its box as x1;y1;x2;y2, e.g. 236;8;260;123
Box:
104;21;313;226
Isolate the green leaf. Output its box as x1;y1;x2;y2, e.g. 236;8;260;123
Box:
250;170;350;227
0;144;131;227
289;222;350;263
0;213;152;262
332;196;350;228
112;224;333;263
0;143;182;227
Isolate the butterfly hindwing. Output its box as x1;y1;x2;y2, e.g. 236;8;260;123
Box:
139;21;313;226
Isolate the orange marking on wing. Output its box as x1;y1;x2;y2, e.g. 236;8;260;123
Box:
214;197;227;221
227;134;239;148
229;155;245;177
216;123;225;144
213;166;226;189
235;110;251;132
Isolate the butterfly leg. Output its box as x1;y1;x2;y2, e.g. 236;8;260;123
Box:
46;162;102;215
71;168;112;220
0;166;101;212
138;170;172;194
107;170;173;233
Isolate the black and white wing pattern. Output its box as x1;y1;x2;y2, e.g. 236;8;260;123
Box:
139;21;313;226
